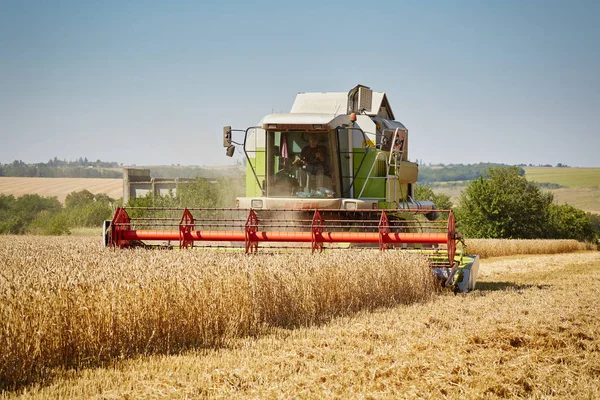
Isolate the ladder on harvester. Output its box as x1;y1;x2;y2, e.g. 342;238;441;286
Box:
358;128;405;202
386;127;406;204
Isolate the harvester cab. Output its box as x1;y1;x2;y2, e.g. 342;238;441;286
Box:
225;84;430;213
105;85;479;293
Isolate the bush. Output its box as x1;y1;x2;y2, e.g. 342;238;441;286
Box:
0;194;63;234
177;179;221;207
0;191;115;235
68;202;114;227
547;204;596;243
65;189;95;209
28;211;71;235
588;212;600;239
0;195;18;234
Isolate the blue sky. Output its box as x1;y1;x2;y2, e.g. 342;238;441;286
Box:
1;0;598;167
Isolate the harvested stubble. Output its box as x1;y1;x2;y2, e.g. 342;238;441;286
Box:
0;236;437;390
462;239;592;258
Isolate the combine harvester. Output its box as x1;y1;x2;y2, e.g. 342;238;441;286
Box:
104;85;479;293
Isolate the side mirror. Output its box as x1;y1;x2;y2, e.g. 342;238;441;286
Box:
223;126;232;147
226;145;235;157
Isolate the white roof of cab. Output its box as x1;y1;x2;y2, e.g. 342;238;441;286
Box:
260;113;345;127
290;90;395;120
290;93;347;115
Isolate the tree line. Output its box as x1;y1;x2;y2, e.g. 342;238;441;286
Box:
0;159;122;178
418;163;525;183
0;159;245;180
0;176;245;235
0;191;115;235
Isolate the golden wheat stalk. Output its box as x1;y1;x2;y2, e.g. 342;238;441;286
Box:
0;236;436;390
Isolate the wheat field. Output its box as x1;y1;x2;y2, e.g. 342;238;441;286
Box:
0;236;436;391
462;238;592;258
2;236;599;398
523;167;600;188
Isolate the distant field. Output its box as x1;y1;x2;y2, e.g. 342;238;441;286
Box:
431;167;600;214
550;187;600;213
0;177;122;203
524;167;600;213
523;167;600;188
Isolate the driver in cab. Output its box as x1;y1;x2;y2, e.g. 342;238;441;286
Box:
294;135;328;189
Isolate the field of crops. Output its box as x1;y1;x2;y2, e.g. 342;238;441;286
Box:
2;237;599;399
523;167;600;188
523;167;600;214
463;238;593;258
0;177;122;203
0;237;436;391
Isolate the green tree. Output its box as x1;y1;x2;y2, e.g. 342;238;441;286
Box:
64;190;115;227
0;194;16;211
547;204;596;242
125;193;155;218
414;184;453;210
69;202;114;227
0;194;63;234
455;167;552;239
0;195;19;233
65;189;95;209
177;179;221;207
14;195;63;234
94;193;114;204
29;211;71;235
588;212;600;239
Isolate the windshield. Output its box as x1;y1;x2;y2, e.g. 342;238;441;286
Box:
266;131;339;198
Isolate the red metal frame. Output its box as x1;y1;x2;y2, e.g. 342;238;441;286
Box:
122;230;448;244
107;207;462;266
447;211;457;265
378;210;390;251
245;209;259;254
311;210;324;253
110;207;131;248
179;208;195;249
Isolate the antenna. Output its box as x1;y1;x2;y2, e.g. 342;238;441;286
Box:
332;103;341;118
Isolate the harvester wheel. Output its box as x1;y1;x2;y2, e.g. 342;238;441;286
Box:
453;285;460;295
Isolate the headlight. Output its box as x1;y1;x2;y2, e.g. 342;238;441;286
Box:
251;199;263;209
345;202;357;210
